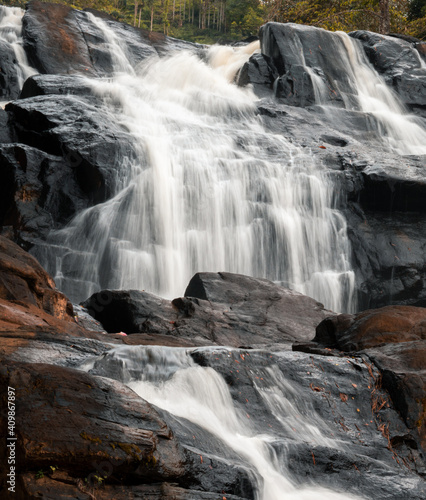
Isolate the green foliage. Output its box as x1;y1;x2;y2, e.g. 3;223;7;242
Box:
4;0;425;41
265;0;425;38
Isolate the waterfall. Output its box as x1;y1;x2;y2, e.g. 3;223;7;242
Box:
297;27;426;156
0;6;36;95
338;33;426;155
35;13;355;313
82;345;364;500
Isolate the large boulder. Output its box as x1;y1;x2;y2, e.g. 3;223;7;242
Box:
82;272;334;349
21;1;196;78
0;361;188;496
258;22;355;106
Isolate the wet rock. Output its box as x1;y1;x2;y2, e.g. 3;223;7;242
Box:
236;53;276;95
82;273;333;349
0;361;187;488
313;305;426;351
0;40;21;100
20;74;94;98
21;1;193;79
296;305;426;452
0;235;72;319
22;0;98;76
90;345;426;498
259;23;351;106
6;93;137;206
0;144;92;248
350;31;426;117
345;209;426;309
19;477;247;500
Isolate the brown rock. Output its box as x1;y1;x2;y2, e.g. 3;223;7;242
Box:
0;236;73;321
0;361;186;496
313;305;426;352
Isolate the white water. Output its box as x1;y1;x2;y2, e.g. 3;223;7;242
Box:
0;6;36;90
300;27;426;155
36;13;355;313
86;345;363;500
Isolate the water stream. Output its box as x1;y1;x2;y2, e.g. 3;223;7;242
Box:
33;13;356;313
0;5;36;96
83;345;364;500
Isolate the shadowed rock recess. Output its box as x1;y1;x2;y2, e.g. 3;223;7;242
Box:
0;2;425;499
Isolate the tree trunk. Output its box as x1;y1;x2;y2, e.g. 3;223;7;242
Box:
379;0;390;34
134;1;139;26
151;7;154;31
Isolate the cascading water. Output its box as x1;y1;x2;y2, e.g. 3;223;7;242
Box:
294;25;426;156
336;32;426;156
82;345;364;500
0;6;36;95
35;12;355;313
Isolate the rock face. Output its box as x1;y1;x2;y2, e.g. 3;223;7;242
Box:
1;95;135;250
22;0;157;76
295;305;426;452
0;2;202;250
0;8;426;498
82;272;333;349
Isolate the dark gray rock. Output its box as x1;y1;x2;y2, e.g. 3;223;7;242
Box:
294;304;426;453
259;23;352;106
82;273;333;349
20;74;94;98
0;40;21;100
0;144;89;247
6;94;137;205
236;53;276;95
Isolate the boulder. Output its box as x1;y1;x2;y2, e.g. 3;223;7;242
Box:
258;23;353;106
21;1;194;78
0;361;187;494
236;53;276;95
20;74;94;98
82;272;333;349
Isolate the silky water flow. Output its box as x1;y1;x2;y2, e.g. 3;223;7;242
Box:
33;13;356;313
4;8;425;499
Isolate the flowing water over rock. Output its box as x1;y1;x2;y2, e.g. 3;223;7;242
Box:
83;345;365;500
35;13;355;313
0;6;36;101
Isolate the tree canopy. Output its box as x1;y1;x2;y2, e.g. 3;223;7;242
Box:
4;0;425;42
